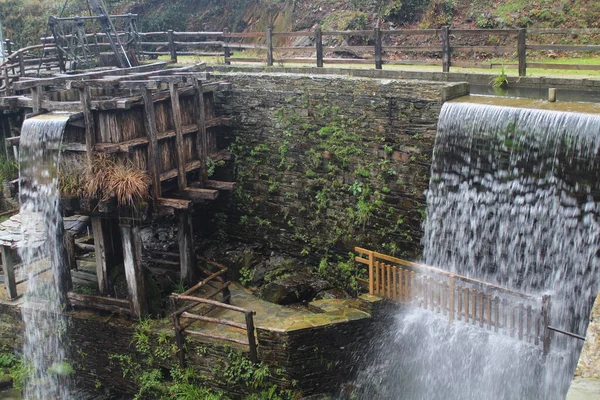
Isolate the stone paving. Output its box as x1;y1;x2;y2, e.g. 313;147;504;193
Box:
181;283;371;344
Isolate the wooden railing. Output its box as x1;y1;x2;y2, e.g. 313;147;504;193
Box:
355;247;552;353
133;27;600;76
169;262;257;366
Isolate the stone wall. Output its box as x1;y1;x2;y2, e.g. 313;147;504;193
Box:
212;72;468;261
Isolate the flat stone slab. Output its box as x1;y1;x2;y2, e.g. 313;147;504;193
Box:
566;377;600;400
0;214;89;249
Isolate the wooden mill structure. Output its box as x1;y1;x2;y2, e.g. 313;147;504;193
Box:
0;61;234;317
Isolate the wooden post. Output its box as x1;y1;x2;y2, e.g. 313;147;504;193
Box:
315;26;323;68
542;295;551;354
494;296;500;333
245;312;258;363
448;276;455;323
464;288;470;323
120;224;148;317
169;82;187;191
223;28;231;65
193;78;207;182
440;26;451;73
168;30;177;63
266;28;273;67
91;218;109;294
4;40;11;57
178;211;196;285
368;251;374;295
31;86;42;113
79;86;96;170
386;264;391;297
141;87;162;200
54;214;73;305
1;246;17;300
18;52;24;77
517;28;526;77
374;27;383;70
3;66;10;96
170;296;186;367
526;305;532;343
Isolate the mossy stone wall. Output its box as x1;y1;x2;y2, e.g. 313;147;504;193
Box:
213;72;468;260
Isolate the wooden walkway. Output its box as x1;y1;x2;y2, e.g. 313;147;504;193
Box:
355;247;552;353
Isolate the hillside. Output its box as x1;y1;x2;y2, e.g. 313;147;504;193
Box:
1;0;599;47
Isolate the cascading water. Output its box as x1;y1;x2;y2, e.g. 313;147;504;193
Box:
18;114;72;399
352;102;600;399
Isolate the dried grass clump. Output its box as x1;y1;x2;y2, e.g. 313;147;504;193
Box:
107;163;151;208
59;156;87;197
84;154;151;208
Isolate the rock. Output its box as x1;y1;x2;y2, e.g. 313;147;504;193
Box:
314;288;350;300
259;273;331;305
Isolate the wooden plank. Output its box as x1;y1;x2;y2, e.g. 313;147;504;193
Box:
456;285;462;322
272;31;313;37
518;29;527;77
527;63;600;71
324;59;375;65
323;30;373;36
180;269;227;297
451;45;516;52
527;44;600;51
382;46;442;52
487;293;492;330
142;257;179;266
528;28;600;34
374;27;382;70
510;304;515;338
479;292;484;328
1;246;17;300
324;46;374;52
91;218;108;295
245;313;258;362
393;266;398;300
194;78;207;181
450;29;520;35
67;291;129;307
169;82;187;191
142;87;161;200
423;275;428;310
526;305;532;343
436;279;441;314
472;291;478;326
429;277;434;311
382;29;438;35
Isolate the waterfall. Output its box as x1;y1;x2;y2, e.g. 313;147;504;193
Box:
352;102;600;399
18;113;72;400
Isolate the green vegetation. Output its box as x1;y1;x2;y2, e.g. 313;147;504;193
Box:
490;66;509;89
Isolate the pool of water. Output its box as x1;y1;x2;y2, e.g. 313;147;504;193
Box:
471;84;600;104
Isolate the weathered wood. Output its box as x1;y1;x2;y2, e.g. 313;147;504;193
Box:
142;87;162;200
1;246;18;300
120;225;148;317
157;198;191;211
266;28;273;67
246;312;258;363
440;26;450;73
494;296;500;333
170;297;186;367
194;78;207;182
448;277;455;323
181;311;247;330
174;294;254;314
178;211;196;285
181;269;227;297
374;27;383;70
91;218;109;294
68;293;131;314
542;295;551;354
315;26;323;68
464;288;470;323
168;30;177;63
142;257;179;266
169;82;187;190
204;180;236;191
183;188;219;201
79;86;96;169
518;29;527;77
526;305;532;343
31;86;42;113
368;252;374;295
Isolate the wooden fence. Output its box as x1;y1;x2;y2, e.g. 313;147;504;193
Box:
355;247;552;353
170;263;257;366
134;27;600;76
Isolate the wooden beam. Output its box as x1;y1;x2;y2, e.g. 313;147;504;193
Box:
157;198;191;210
91;218;109;295
204;180;236;191
142;87;162;200
194;78;208;182
120;225;148;317
183;188;219;201
79;86;96;169
170;82;187;191
178;211;196;285
1;246;18;300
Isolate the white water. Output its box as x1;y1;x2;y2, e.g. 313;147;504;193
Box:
18;114;72;399
353;102;600;399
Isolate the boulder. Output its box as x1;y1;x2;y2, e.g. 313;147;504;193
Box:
259;273;331;305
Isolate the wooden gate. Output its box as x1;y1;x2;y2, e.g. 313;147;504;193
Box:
355;247;551;353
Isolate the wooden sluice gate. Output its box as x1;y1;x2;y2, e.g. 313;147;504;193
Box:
355;247;552;353
0;61;237;319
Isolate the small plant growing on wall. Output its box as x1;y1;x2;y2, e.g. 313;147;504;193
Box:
490;66;509;89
